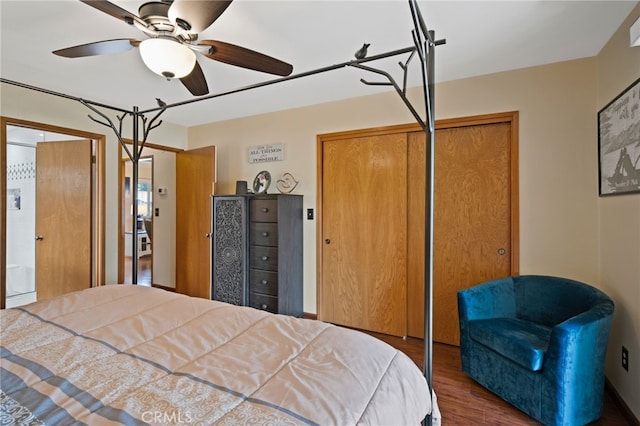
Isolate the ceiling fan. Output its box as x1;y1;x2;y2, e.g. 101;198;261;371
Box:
53;0;294;96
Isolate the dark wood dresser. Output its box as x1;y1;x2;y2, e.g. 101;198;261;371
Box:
211;194;303;317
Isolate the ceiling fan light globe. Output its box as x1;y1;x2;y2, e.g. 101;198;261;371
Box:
139;38;196;79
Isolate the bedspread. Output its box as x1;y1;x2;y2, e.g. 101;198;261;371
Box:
1;285;435;425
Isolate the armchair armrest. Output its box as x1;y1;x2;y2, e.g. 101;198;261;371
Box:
547;300;614;367
542;301;614;416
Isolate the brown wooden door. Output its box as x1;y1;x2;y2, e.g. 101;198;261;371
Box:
36;140;92;301
406;118;516;342
431;121;513;345
319;133;408;337
176;145;216;298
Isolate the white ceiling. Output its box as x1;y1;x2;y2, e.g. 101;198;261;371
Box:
1;0;637;127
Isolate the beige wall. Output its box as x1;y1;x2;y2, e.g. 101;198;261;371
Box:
188;19;638;416
596;2;640;420
188;57;601;307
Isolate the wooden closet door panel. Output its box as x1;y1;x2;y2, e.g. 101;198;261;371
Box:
433;122;512;345
320;134;408;337
407;131;426;338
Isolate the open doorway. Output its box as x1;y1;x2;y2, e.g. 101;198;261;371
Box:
118;142;179;288
1;117;105;309
122;156;153;285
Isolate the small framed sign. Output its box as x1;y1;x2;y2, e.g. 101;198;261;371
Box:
248;144;284;164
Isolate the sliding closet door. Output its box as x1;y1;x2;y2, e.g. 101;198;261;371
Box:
319;133;408;337
431;120;515;345
36;139;92;301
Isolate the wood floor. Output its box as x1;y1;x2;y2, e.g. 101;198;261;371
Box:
123;256;152;285
365;333;632;425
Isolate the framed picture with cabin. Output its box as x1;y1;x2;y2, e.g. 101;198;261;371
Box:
598;77;640;196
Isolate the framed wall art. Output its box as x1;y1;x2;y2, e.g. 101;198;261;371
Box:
598;77;640;196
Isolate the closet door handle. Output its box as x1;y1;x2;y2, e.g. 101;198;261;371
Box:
35;235;44;241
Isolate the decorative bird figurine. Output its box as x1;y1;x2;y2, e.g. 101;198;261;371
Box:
354;43;370;59
156;98;167;108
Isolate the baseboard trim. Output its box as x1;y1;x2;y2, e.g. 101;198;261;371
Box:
606;377;639;425
151;284;176;292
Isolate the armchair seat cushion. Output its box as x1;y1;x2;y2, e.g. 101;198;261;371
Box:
469;318;552;371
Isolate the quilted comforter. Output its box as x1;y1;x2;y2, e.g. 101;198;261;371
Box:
1;285;435;425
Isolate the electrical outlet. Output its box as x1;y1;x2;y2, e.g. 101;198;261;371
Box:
622;346;629;372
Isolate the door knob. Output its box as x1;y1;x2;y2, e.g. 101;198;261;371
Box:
205;233;212;238
325;239;331;244
498;248;506;255
35;235;44;241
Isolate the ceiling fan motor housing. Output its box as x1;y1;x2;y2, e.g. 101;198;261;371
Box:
138;2;173;32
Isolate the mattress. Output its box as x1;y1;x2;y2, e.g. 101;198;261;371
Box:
1;284;436;425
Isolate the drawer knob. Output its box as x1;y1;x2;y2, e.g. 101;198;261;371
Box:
262;231;269;237
261;279;268;285
261;255;269;261
260;304;268;310
262;208;269;213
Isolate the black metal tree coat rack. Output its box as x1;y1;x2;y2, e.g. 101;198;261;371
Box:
1;1;443;422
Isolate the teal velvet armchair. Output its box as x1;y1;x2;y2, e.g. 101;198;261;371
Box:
457;275;614;426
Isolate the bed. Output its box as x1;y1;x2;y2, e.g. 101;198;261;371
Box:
1;284;438;425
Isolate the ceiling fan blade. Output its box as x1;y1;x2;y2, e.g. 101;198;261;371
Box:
168;0;233;33
53;39;139;58
79;0;146;27
180;61;209;96
199;40;293;76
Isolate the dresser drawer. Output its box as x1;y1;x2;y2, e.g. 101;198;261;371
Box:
250;222;278;246
250;292;278;314
250;269;278;296
250;246;278;271
250;199;278;222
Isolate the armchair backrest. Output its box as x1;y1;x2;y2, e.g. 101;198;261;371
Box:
514;275;614;327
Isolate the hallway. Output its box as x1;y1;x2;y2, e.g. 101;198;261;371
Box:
123;256;152;285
